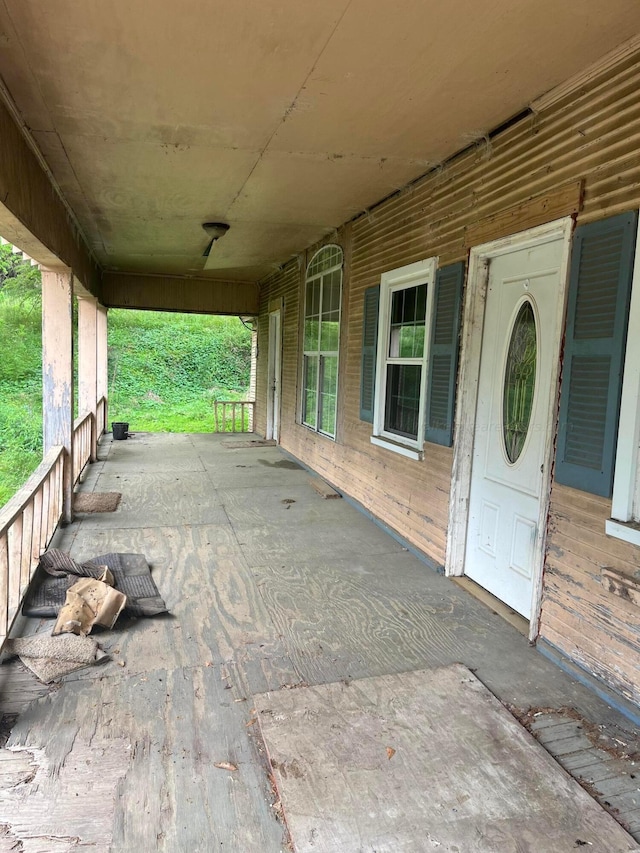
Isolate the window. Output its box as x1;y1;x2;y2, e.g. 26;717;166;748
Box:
372;259;437;457
607;214;640;546
503;300;537;464
302;245;343;439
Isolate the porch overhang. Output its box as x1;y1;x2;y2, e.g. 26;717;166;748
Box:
1;2;639;288
0;96;100;294
101;271;259;315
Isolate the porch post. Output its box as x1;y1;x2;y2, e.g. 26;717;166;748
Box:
42;268;74;524
249;325;257;432
78;293;98;460
96;304;108;435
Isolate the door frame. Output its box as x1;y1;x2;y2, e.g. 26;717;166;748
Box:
446;217;574;640
266;306;282;442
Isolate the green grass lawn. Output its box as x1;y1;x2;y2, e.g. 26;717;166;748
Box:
0;250;252;505
107;309;251;433
0;380;42;506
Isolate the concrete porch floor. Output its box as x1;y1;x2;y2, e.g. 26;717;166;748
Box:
0;432;639;851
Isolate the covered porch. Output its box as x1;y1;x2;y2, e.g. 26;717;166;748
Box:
0;433;638;850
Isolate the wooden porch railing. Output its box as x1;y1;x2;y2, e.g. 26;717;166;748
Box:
213;400;254;433
0;401;108;647
0;446;65;643
73;412;94;483
96;395;107;438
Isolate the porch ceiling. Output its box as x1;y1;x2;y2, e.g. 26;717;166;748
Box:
0;0;639;282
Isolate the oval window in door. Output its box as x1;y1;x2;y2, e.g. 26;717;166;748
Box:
503;300;537;464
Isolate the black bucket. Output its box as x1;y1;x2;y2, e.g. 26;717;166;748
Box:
112;422;129;440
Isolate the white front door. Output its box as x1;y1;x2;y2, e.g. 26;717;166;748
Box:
465;236;567;618
267;309;281;442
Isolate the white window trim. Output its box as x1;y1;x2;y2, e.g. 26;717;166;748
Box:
371;257;437;456
370;435;423;460
607;217;640;546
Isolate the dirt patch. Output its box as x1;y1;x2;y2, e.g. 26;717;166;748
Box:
271;758;304;779
258;459;302;470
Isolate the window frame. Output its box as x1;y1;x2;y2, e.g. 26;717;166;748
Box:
372;258;437;456
301;245;343;440
607;217;640;546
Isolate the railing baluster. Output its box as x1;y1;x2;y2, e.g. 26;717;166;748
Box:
38;473;47;556
32;487;43;563
21;501;34;596
53;457;61;536
211;400;255;434
96;396;106;437
7;516;22;620
72;412;94;484
57;453;64;523
42;475;52;544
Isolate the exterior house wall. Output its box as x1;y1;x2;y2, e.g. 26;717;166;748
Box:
256;49;640;705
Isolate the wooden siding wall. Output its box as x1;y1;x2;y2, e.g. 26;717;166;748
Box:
256;49;640;703
544;484;640;705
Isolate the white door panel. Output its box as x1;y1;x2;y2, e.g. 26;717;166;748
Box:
267;310;281;442
465;239;565;618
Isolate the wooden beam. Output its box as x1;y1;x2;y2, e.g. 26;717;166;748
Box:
101;272;260;316
0;96;99;295
464;180;583;248
42;269;74;523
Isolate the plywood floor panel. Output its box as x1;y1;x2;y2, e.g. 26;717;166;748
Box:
201;459;312;489
5;666;285;853
101;434;206;474
254;665;638;853
3;434;639;850
247;553;622;715
65;525;298;690
232;516;405;567
80;470;228;528
218;482;348;527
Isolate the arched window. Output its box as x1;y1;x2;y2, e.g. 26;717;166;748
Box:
302;245;343;439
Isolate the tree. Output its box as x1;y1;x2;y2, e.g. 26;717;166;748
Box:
0;244;41;305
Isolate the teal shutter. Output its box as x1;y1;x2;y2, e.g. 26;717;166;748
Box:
425;262;465;446
555;211;638;497
360;285;380;422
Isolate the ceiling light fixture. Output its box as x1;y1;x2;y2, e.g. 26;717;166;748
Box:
202;221;230;257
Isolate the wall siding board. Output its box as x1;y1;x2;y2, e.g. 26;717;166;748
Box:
256;49;640;704
544;478;640;705
541;610;640;705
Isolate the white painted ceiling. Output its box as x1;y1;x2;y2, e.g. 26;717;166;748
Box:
0;0;639;281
